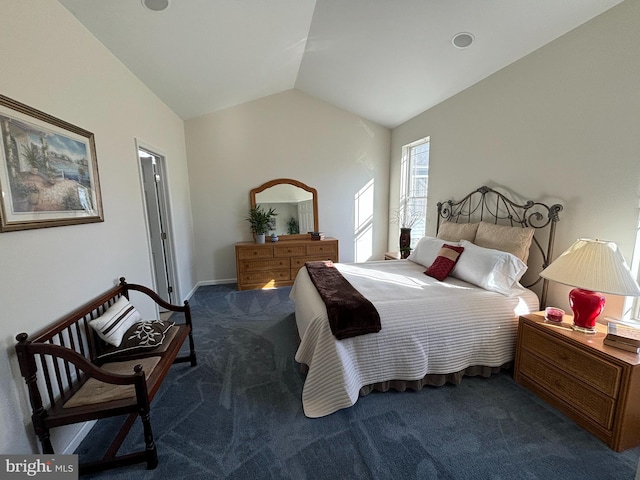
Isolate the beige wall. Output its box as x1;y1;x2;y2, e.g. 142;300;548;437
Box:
0;0;195;454
185;89;391;283
390;0;640;316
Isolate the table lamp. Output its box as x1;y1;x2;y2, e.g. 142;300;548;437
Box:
540;238;640;333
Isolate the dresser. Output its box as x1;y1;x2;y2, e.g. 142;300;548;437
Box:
514;313;640;451
235;237;338;290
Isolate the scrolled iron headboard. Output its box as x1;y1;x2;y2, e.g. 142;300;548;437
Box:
436;185;563;307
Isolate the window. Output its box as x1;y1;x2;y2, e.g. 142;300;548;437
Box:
399;137;429;247
627;222;640;323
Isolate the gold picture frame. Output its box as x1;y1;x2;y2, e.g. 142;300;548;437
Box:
0;94;103;232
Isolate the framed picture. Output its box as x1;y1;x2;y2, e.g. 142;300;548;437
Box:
0;94;103;232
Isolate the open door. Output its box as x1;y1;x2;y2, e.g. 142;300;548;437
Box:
138;147;175;305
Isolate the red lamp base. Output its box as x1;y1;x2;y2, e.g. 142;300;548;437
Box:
569;288;606;334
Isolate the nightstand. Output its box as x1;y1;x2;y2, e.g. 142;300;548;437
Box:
384;251;401;260
514;312;640;451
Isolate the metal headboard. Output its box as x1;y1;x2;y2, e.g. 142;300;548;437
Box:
436;185;563;307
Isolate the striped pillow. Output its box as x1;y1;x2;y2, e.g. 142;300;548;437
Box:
424;244;465;281
89;296;142;347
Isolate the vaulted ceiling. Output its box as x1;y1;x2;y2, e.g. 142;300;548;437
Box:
59;0;623;128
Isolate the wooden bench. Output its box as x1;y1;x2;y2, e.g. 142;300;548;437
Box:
14;277;197;475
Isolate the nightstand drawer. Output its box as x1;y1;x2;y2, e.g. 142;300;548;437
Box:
238;258;289;273
521;323;621;397
518;351;616;430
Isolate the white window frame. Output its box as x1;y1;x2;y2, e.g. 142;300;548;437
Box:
399;137;430;248
626;224;640;324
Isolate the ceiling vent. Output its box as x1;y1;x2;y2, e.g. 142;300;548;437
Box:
452;32;474;49
142;0;170;12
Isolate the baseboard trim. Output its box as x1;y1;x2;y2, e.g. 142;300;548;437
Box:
61;420;96;454
196;278;236;288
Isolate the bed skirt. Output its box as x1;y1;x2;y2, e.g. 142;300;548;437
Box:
298;362;512;397
358;363;512;396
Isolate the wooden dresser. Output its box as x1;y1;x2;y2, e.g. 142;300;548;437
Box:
235;237;338;290
514;313;640;451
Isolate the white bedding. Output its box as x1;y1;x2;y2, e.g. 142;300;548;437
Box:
290;259;539;418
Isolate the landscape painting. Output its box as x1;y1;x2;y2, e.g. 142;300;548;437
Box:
0;95;103;232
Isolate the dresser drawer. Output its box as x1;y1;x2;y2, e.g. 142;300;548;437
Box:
238;270;290;284
274;245;306;257
521;323;621;397
238;258;289;273
306;242;337;255
518;350;616;430
236;246;273;260
291;255;338;269
235;238;339;291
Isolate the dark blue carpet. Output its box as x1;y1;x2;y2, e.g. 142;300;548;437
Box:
77;284;640;479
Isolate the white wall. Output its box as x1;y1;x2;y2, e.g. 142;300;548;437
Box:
0;0;195;454
185;89;391;284
390;0;640;317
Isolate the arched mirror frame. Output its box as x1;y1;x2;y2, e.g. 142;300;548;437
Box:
250;178;319;240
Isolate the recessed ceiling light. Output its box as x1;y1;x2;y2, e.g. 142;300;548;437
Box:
452;32;474;49
142;0;170;12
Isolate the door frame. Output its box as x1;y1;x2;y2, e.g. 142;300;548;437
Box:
135;139;179;305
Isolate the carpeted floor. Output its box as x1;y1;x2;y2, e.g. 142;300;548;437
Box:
77;284;640;479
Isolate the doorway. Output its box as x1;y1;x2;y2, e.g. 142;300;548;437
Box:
138;145;176;306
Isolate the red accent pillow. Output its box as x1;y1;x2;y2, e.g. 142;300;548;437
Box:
424;244;464;281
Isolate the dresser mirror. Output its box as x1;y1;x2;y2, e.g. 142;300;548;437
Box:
250;178;318;239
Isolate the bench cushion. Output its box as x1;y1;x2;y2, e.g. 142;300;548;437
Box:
95;320;174;361
63;357;161;408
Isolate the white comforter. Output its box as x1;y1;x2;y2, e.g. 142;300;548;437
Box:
290;260;539;418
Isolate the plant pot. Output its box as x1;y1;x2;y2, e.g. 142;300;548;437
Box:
399;228;411;258
255;233;266;244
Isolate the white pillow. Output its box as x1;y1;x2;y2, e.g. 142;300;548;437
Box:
451;240;527;295
89;296;142;347
407;236;456;268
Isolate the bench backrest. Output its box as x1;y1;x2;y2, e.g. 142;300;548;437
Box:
15;284;126;409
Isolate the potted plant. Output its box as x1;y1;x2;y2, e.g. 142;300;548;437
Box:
287;217;299;235
391;207;422;258
246;206;277;244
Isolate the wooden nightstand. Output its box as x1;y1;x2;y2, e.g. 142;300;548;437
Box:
384;251;401;260
514;313;640;451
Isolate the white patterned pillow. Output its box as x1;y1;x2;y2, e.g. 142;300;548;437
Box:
95;320;174;360
89;296;142;347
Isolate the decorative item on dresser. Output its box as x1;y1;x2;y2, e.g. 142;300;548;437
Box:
514;312;640;451
540;238;640;333
235;237;338;290
245;205;277;244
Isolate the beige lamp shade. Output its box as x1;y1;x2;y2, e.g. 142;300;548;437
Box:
540;239;640;296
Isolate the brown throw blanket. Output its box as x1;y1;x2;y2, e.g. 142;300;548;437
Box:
304;260;381;340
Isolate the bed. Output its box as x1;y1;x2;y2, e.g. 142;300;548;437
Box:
290;186;563;418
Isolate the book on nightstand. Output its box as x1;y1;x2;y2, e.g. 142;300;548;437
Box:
603;337;640;353
605;322;640;347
